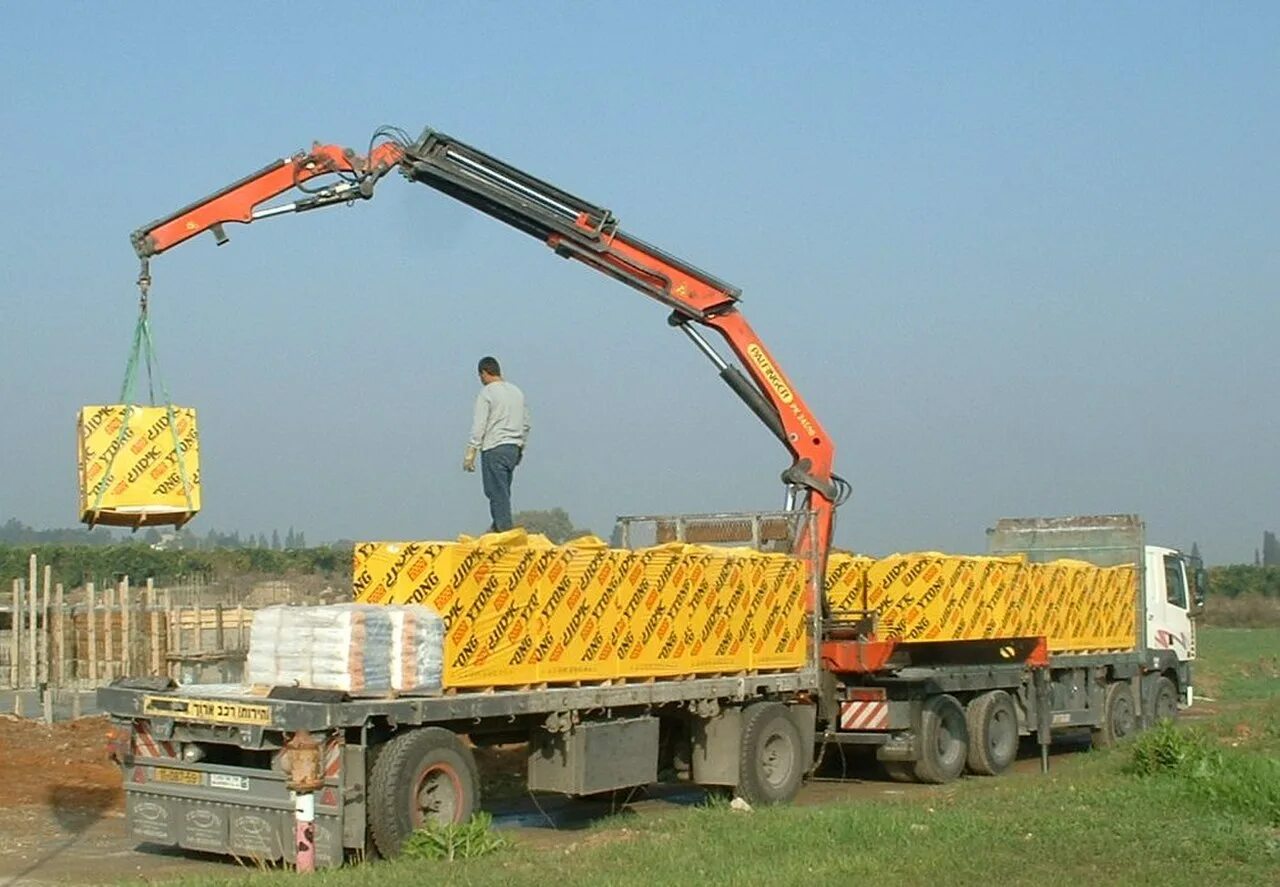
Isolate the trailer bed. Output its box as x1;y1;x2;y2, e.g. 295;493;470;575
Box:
99;669;821;735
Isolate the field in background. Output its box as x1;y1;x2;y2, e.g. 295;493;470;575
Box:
1202;593;1280;628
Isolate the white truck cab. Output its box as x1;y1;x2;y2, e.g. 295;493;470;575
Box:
1143;545;1205;706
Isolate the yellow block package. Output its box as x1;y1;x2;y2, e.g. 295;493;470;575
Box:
77;404;200;528
354;532;810;689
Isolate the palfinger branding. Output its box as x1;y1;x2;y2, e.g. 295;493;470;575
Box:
825;552;1137;653
353;528;807;688
744;343;819;440
746;343;794;404
77;405;201;528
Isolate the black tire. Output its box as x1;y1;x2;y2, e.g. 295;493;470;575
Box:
1091;681;1137;749
965;690;1018;776
913;694;968;784
1146;676;1179;725
736;702;805;805
881;760;916;783
368;728;480;858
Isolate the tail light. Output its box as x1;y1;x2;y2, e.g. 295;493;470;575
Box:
106;724;133;766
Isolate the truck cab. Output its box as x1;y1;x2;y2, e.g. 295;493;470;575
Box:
1144;545;1203;707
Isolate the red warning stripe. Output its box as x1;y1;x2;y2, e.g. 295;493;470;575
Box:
133;721;179;759
324;736;343;779
839;700;888;731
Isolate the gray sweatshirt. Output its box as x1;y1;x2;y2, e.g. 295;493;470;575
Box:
469;380;530;451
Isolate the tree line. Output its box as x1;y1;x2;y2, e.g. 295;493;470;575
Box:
0;543;351;591
1206;565;1280;599
0;519;310;552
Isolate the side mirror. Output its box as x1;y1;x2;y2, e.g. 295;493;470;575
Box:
1186;557;1207;616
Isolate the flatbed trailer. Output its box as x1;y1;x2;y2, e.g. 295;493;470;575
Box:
101;513;834;864
99;667;823;865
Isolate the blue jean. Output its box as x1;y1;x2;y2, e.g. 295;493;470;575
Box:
481;444;521;532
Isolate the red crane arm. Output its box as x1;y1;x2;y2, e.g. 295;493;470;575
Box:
129;126;848;598
131;142;405;260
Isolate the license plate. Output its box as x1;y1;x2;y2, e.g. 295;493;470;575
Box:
209;773;250;792
153;767;202;786
142;695;272;726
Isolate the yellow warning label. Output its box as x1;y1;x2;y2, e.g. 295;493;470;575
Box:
142;695;270;726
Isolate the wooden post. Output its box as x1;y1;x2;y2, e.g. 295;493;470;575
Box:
120;576;132;677
41;565;51;685
54;583;65;688
236;604;247;651
103;585;113;681
87;582;98;683
148;579;160;676
9;579;19;688
214;603;225;681
192;605;203;653
28;557;38;688
166;594;177;680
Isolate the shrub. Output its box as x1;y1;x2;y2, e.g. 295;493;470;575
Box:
1127;722;1280;825
400;813;507;862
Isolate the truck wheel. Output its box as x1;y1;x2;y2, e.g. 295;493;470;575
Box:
1091;681;1137;749
913;694;968;784
1146;676;1179;725
736;702;804;805
368;728;480;858
965;690;1018;776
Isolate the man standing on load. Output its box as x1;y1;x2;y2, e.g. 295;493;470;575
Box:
463;356;531;532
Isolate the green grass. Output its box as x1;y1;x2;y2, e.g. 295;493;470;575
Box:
1128;721;1280;825
1195;626;1280;704
160;627;1280;887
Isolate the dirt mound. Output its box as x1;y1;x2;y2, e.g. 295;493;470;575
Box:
0;716;122;811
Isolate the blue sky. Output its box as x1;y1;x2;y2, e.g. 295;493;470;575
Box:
0;3;1276;563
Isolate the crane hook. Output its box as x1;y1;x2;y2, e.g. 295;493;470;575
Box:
137;258;151;314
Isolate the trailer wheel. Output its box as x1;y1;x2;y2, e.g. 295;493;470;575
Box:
368;728;480;858
912;694;968;784
736;702;804;805
965;690;1018;776
1092;681;1137;749
1146;676;1179;725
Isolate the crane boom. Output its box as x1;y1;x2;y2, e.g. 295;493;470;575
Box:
130;125;848;596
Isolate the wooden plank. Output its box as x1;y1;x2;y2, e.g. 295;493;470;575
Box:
27;555;37;687
87;582;98;683
9;579;19;688
120;576;132;676
54;583;65;687
103;584;113;681
41;565;51;685
148;579;160;676
166;597;177;680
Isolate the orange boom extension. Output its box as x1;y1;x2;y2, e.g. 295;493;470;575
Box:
131;125;851;606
